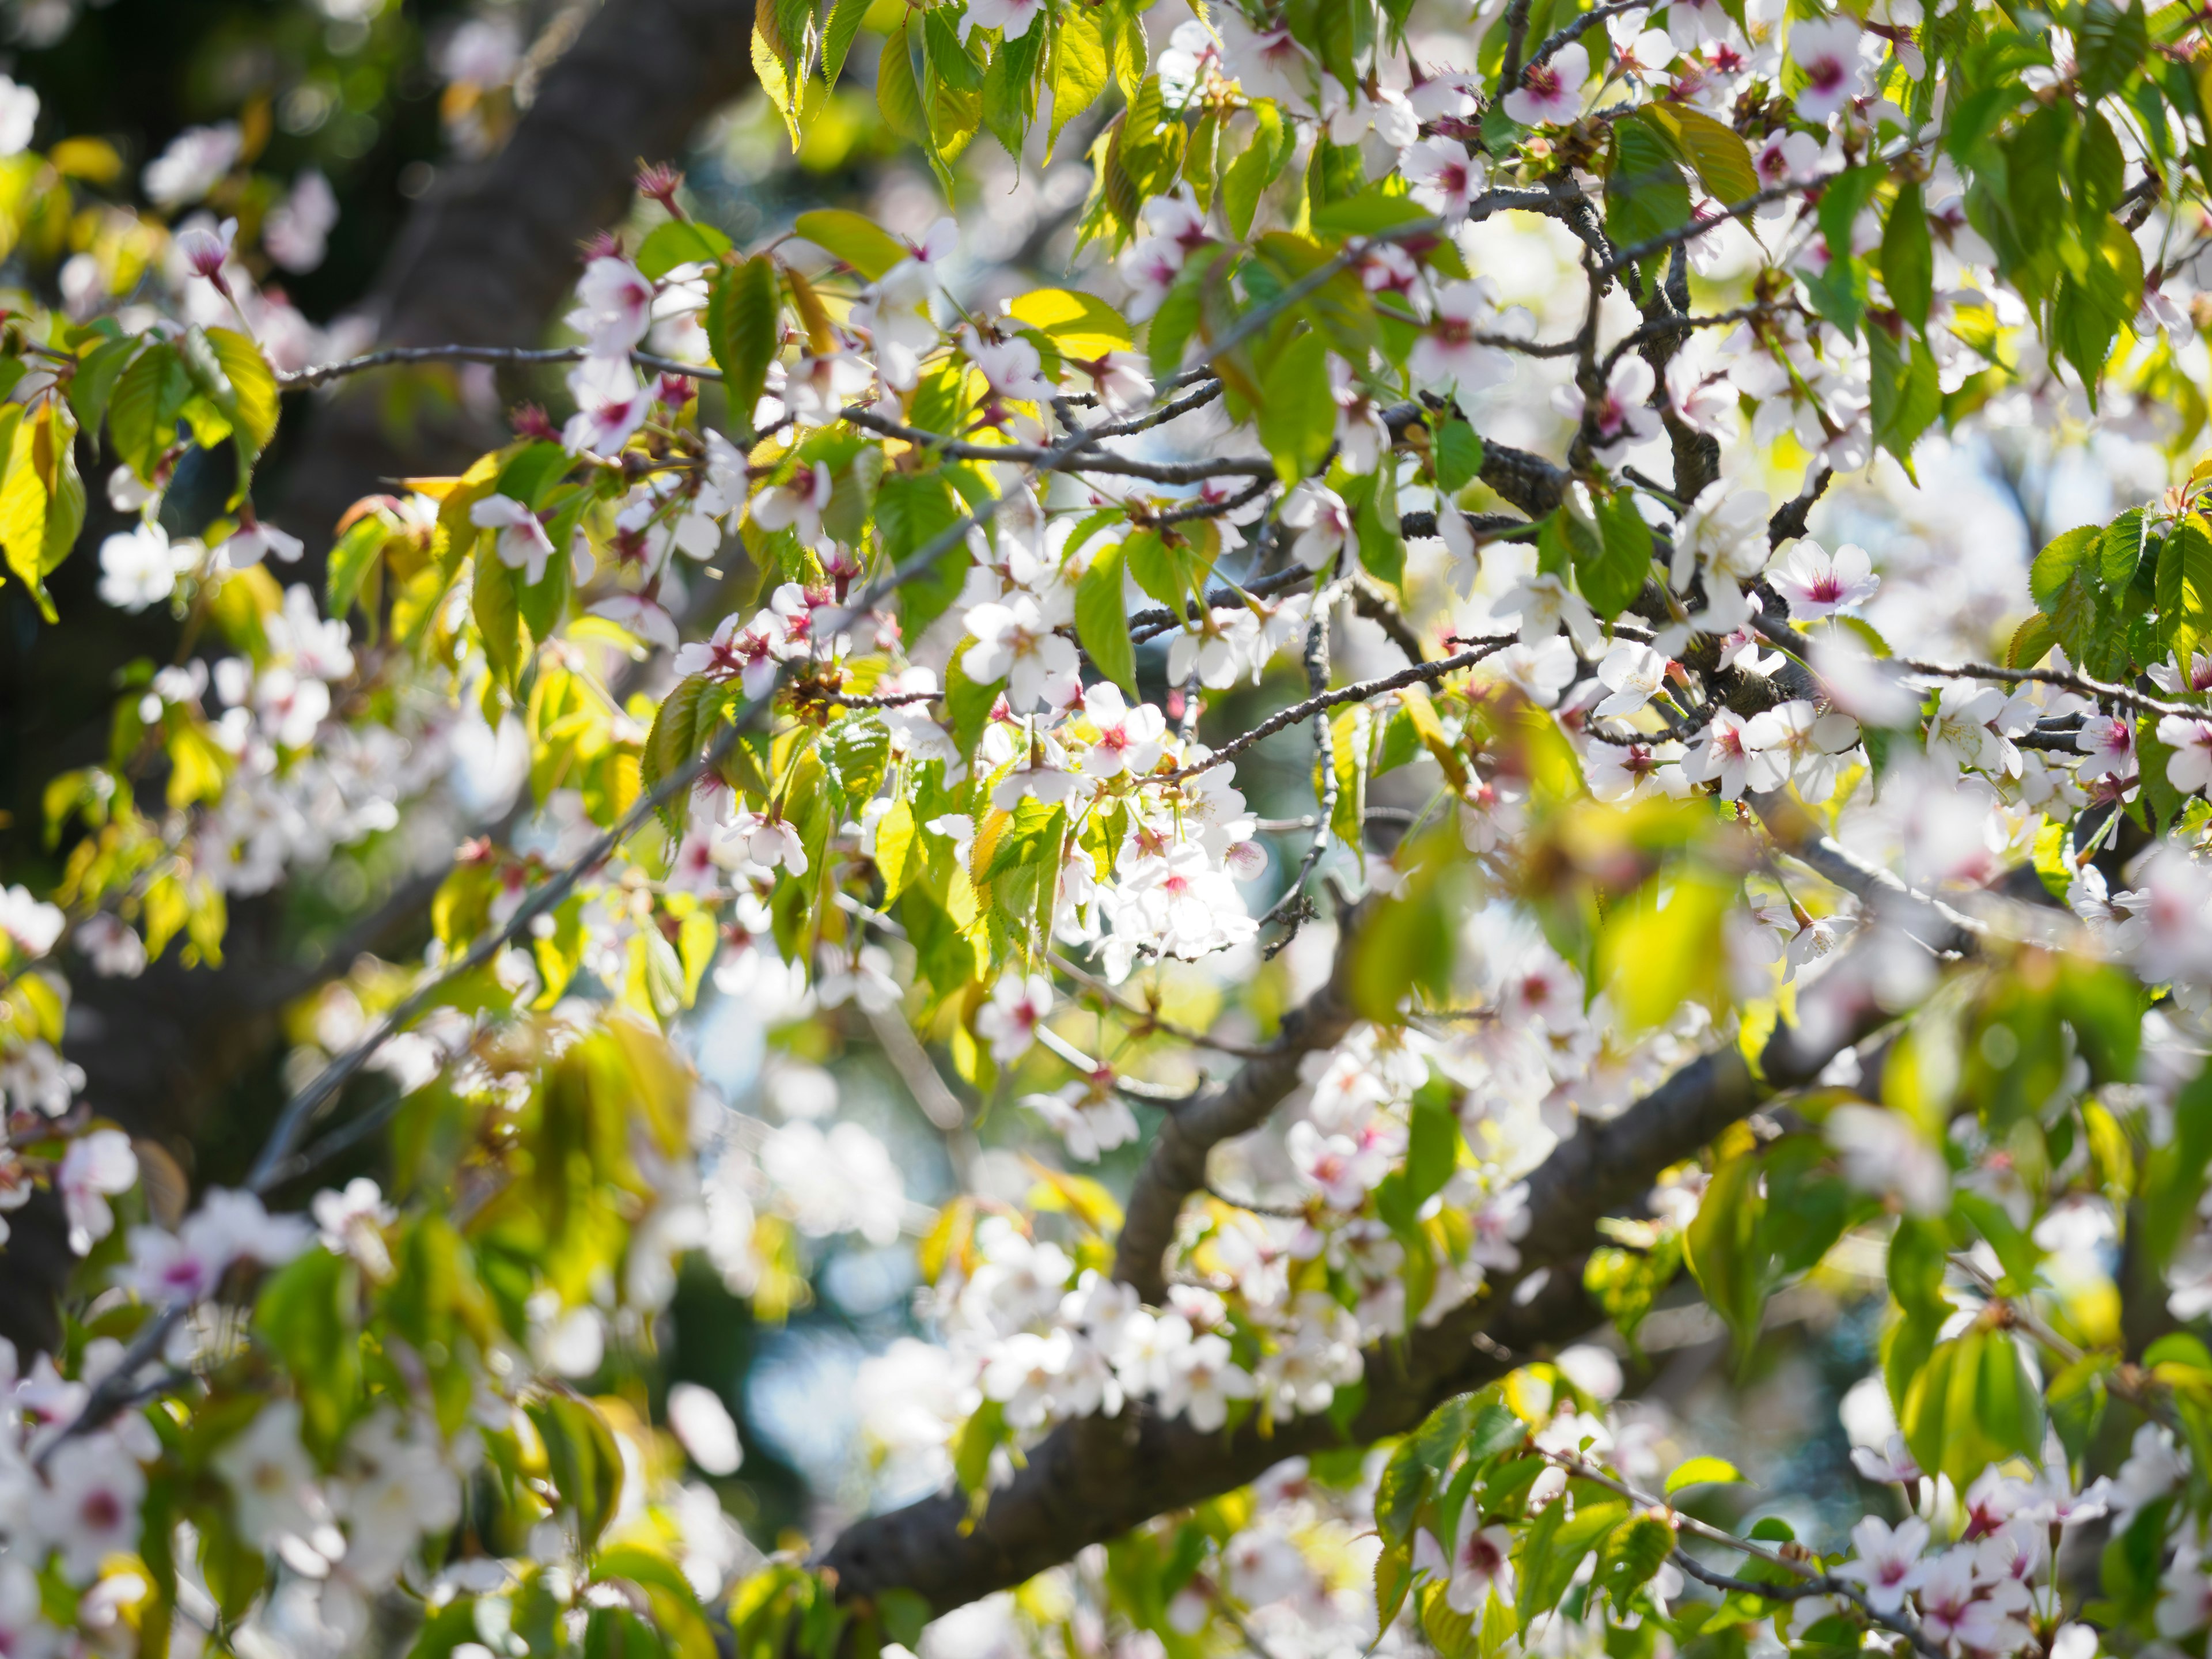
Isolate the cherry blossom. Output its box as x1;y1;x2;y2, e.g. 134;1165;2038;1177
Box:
976;973;1054;1062
1503;42;1589;126
1402;137;1487;222
1767;540;1880;620
1556;357;1662;463
1790;16;1869;121
963;596;1080;711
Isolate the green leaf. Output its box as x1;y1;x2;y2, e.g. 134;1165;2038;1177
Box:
2101;506;2149;588
1881;181;1933;334
1402;1087;1460;1209
1256;329;1334;484
0;397;84;621
821;0;872;89
66;332;140;441
2077;0;2148;99
2031;524;2101;611
2054;218;2144;400
204;327;279;460
327;510;391;618
2157;518;2212;657
824;716;893;806
1868;325;1941;468
1605;112;1691;263
1222;101;1291;240
1900;1327;2046;1488
983;24;1046;158
1684;1151;1766;1350
1596;1512;1677;1608
1577;491;1653;619
1309;187;1434;237
1664;1455;1746;1495
876;470;967;635
982;798;1066;880
1644;103;1758;202
108;341;187;483
1145;245;1224;380
2008;612;2058;669
754;21;803;149
473;550;524;692
876;21;929;145
876;798;919;902
1046;5;1111;161
635;219;733;279
1122;527;1181;607
1434;418;1483;494
527;1393;626;1549
1076;537;1137;696
1517;1498;1629;1624
1355;465;1405;585
1004;287;1135;359
255;1247;362;1457
1583;1230;1681;1351
793;209;911;281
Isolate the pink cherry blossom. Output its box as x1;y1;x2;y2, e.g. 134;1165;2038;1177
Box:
1502;41;1588;126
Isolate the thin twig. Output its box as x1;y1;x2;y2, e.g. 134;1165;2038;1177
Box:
1164;637;1516;782
1538;1450;1946;1659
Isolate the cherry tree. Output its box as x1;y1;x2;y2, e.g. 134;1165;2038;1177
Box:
2;0;2212;1657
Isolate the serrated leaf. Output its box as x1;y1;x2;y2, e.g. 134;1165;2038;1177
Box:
205;327;278;459
527;1395;626;1550
824;716;892;806
1222;100;1291;240
1256;328;1334;484
1664;1455;1745;1495
821;0;871;86
983;24;1046;158
0;397;84;621
327;510;391;618
1309;187;1434;236
1596;1513;1677;1608
794;209;911;281
1605;112;1691;262
2158;518;2212;658
108;341;186;483
1077;537;1137;695
1868;325;1940;467
1004;288;1134;359
1046;4;1111;161
1881;181;1932;335
876;797;919;902
1644;103;1758;202
635;219;733;279
753;21;803;149
709;255;783;442
980;798;1064;881
1434;418;1483;494
877;21;929;145
2031;524;2100;611
1575;492;1653;619
2101;506;2148;588
2078;0;2147;99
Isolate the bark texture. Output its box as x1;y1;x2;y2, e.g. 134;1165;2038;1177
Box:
270;0;760;554
0;0;760;1360
819;922;1923;1613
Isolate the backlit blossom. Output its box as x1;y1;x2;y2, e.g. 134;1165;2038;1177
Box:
1503;42;1588;125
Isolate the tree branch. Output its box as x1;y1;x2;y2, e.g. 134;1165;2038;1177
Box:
820;933;1914;1612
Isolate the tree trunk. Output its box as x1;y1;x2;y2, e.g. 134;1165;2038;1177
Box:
270;0;759;554
0;0;760;1360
